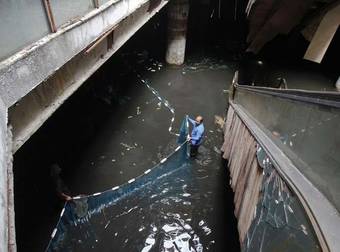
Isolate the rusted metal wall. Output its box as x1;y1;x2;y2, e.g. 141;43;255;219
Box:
221;106;263;244
221;106;321;251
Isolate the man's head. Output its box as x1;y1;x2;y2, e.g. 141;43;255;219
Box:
50;163;62;177
195;116;203;125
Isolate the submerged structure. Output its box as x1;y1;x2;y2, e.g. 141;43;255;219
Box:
221;75;340;251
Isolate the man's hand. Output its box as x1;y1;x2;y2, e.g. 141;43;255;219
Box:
187;135;191;141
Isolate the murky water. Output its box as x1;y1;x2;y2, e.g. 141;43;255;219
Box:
48;140;230;251
14;42;239;250
45;49;239;250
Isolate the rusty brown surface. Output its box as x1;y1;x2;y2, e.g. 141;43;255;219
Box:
221;106;263;244
43;0;57;33
148;0;162;12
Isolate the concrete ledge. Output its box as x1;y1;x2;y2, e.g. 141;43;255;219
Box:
0;98;8;252
0;0;168;108
9;0;169;152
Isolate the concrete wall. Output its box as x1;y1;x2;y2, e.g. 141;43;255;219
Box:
9;0;169;153
0;0;169;108
0;98;9;251
0;0;169;250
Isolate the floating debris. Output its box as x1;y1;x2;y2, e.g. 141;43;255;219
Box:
136;106;141;115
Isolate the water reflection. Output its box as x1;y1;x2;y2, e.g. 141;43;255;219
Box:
48;140;223;251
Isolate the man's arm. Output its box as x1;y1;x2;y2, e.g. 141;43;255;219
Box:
188;117;196;126
58;192;72;201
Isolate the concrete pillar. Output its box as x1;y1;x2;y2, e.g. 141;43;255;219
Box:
0;98;15;252
165;0;189;65
336;76;340;91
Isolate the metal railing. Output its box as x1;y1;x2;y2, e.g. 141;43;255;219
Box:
229;72;340;251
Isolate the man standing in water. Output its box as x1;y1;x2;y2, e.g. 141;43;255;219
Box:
188;115;205;157
50;163;72;201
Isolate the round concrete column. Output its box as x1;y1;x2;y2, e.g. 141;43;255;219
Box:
165;0;189;65
336;76;340;91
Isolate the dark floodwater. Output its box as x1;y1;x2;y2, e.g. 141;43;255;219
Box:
13;40;239;251
12;4;335;250
48;137;239;251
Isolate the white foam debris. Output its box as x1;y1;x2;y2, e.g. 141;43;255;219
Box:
162;224;178;232
287;205;294;213
162;188;169;194
126;206;138;214
202;226;212;235
182;193;191;197
164;240;174;249
184;224;192;229
146;237;156;245
104;221;111;229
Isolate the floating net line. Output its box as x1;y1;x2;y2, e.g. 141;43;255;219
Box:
46;116;190;251
120;53;178;136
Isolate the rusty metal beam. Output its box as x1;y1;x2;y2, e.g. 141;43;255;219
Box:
43;0;57;33
93;0;100;8
84;25;118;54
